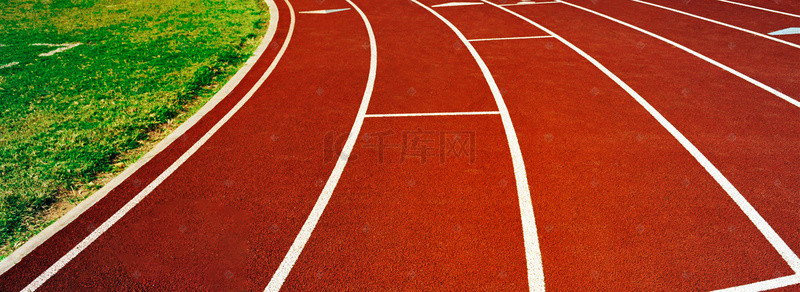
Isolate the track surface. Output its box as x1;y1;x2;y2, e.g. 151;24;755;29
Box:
1;0;799;290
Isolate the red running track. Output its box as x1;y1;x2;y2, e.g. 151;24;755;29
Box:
1;0;799;290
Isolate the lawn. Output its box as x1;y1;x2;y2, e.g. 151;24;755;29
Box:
0;0;269;258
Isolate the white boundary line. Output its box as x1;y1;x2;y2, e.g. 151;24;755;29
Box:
263;0;376;290
365;111;500;117
714;274;800;291
0;0;284;277
716;0;800;19
558;1;800;108
431;2;484;7
486;0;800;284
16;0;296;290
632;0;800;50
412;1;546;290
31;43;82;57
500;1;560;6
298;8;350;14
469;35;553;42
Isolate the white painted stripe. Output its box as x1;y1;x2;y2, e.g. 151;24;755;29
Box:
498;0;800;275
500;1;560;6
632;0;800;50
431;2;484;7
413;1;545;291
0;62;19;69
365;111;500;117
0;0;285;278
713;274;800;291
469;35;553;42
31;43;81;57
716;0;800;19
264;0;376;290
298;8;350;14
559;1;800;108
18;0;296;290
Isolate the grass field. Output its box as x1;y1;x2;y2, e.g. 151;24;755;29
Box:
0;0;269;258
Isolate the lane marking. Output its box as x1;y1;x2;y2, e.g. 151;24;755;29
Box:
714;274;800;291
716;0;800;19
0;62;19;69
413;1;546;291
632;0;800;50
31;43;82;57
0;0;286;278
431;2;484;7
365;111;500;117
298;8;350;14
264;0;377;290
469;35;553;42
17;0;296;290
496;0;800;276
559;1;800;108
500;1;560;6
769;27;800;36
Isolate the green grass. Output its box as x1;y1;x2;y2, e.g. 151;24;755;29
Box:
0;0;269;257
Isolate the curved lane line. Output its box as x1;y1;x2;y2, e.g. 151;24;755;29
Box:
263;0;377;290
631;0;800;50
0;0;285;277
413;1;546;291
485;0;800;278
18;0;297;290
558;0;800;109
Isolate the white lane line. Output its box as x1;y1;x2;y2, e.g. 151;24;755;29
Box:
632;0;800;50
714;274;800;291
716;0;800;19
264;0;376;290
365;111;500;117
18;0;296;290
495;0;800;276
31;43;82;57
469;35;553;42
412;1;546;291
431;2;484;7
500;1;560;6
299;8;350;14
0;62;19;69
0;0;285;277
559;1;800;108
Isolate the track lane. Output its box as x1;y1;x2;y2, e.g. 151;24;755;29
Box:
495;0;800;286
561;0;800;101
5;0;376;290
0;0;293;289
635;0;800;44
437;2;794;290
281;117;529;290
359;1;498;115
630;0;800;48
273;0;538;289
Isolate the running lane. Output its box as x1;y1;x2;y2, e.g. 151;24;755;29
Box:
495;0;800;287
274;0;531;289
561;0;800;99
1;0;373;290
0;0;293;289
431;2;792;290
635;0;800;45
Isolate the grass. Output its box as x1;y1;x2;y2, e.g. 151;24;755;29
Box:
0;0;269;258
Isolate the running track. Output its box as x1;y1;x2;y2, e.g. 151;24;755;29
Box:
1;0;799;290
